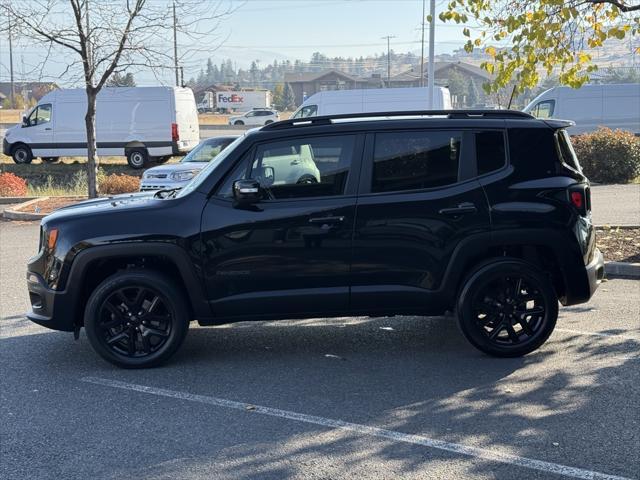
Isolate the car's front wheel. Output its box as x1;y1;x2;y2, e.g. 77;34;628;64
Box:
233;120;244;126
84;270;190;368
457;259;558;357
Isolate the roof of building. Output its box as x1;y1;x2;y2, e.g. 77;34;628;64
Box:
284;69;362;83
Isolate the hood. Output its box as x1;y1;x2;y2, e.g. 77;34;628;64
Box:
44;191;158;222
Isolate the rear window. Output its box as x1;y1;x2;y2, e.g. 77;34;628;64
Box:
508;128;557;178
556;129;582;172
476;131;506;175
372;131;461;193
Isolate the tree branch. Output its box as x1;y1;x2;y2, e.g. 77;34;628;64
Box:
587;0;640;12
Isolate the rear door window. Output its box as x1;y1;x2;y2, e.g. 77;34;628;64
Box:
372;131;461;193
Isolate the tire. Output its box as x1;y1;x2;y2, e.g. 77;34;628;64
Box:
84;270;190;368
233;120;244;126
11;144;33;164
127;148;148;169
154;156;170;164
42;157;59;163
296;174;318;184
456;259;558;357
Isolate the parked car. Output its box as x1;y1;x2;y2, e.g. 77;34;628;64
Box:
291;86;452;119
140;136;237;192
523;83;640;135
2;87;200;168
26;109;604;368
228;108;279;126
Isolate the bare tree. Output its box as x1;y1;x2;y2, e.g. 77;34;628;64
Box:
2;0;236;197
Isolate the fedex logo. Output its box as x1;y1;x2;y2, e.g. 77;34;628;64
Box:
217;93;244;103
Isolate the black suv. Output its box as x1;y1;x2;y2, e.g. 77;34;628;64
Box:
26;110;604;368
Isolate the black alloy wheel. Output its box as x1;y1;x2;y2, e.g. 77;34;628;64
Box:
457;260;558;357
85;271;189;368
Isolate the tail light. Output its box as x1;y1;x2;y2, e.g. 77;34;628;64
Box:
171;123;179;142
568;186;589;216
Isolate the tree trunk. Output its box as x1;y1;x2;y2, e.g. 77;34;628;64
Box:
85;89;99;198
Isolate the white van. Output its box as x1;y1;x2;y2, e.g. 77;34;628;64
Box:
291;87;452;119
2;86;200;168
523;83;640;135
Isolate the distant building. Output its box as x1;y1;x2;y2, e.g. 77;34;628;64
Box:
0;82;59;104
284;62;491;107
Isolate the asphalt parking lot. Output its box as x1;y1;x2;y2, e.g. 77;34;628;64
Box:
1;220;639;480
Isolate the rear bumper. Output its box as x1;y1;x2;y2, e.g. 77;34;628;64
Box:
585;247;605;298
26;272;75;332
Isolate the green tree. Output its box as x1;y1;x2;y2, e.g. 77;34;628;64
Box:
106;72;136;87
282;83;296;110
467;78;480;107
440;0;640;94
272;83;285;110
447;69;469;106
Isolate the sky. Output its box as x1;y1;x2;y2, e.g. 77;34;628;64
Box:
0;0;475;87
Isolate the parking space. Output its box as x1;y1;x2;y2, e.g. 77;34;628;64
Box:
1;221;638;480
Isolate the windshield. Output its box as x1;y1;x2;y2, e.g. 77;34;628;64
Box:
175;134;246;198
181;138;234;163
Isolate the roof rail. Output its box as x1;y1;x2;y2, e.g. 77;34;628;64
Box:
262;109;534;130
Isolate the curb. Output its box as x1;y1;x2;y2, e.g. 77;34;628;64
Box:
2;197;49;220
605;261;640;278
596;225;640;230
0;197;37;205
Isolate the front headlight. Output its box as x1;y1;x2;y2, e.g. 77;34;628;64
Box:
170;170;199;181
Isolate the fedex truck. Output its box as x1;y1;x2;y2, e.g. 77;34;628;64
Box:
215;90;271;112
3;86;200;169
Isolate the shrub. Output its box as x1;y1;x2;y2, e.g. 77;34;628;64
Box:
99;173;140;195
572;128;640;184
0;172;28;197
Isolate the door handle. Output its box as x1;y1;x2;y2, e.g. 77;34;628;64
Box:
309;216;345;224
438;202;477;216
44;127;52;131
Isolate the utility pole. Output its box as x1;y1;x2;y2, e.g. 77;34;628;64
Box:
420;0;426;88
8;10;15;108
427;0;435;108
173;1;179;86
180;66;184;87
381;35;396;87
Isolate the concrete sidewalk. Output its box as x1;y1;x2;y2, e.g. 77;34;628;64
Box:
591;184;639;226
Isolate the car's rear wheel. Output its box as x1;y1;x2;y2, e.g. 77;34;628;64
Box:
84;270;190;368
11;144;33;164
457;259;558;357
127;148;148;169
296;174;318;184
234;120;244;126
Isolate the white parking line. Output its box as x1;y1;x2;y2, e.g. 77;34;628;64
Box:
556;328;640;341
81;376;633;480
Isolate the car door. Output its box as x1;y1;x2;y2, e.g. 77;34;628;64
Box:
24;103;55;157
350;128;494;314
200;133;364;319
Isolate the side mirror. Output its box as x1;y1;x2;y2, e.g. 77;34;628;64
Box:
21;116;28;127
233;179;262;207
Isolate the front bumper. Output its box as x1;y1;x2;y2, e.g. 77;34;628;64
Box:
2;138;11;156
26;272;76;332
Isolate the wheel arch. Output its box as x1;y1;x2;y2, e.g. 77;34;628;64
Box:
439;229;587;307
63;243;210;329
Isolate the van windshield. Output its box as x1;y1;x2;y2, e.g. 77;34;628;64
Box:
292;105;317;119
175;135;246;198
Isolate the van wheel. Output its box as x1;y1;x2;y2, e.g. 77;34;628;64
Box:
11;144;33;164
42;157;59;164
233;120;244;126
457;259;558;358
127;149;148;169
84;270;190;368
297;174;318;184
